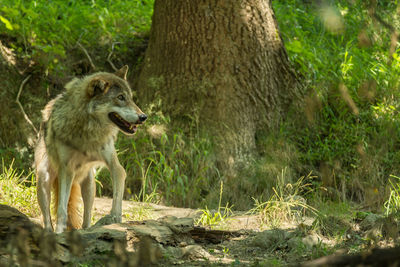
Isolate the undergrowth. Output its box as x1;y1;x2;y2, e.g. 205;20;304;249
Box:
196;181;233;229
125;201;154;221
311;200;355;239
1;0;400;213
384;175;400;216
273;0;400;207
251;170;318;228
0;160;39;217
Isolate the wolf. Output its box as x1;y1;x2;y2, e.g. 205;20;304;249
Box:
35;66;147;233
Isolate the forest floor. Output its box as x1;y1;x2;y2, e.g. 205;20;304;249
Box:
26;197;398;266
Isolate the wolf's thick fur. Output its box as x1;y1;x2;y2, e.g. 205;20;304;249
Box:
35;66;147;233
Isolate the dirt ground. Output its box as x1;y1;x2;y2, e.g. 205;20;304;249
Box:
92;197;275;266
89;198;328;265
92;197;266;265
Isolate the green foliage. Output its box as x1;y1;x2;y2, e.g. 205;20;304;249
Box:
0;159;39;217
0;0;153;71
273;0;400;203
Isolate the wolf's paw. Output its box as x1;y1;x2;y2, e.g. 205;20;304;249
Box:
94;214;121;227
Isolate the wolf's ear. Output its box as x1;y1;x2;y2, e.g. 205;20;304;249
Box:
87;78;110;97
115;65;129;80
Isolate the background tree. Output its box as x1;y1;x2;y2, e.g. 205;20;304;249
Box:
138;0;300;178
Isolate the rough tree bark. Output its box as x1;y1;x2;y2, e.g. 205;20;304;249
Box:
138;0;300;176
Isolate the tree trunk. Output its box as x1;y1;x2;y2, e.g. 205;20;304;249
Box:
138;0;299;176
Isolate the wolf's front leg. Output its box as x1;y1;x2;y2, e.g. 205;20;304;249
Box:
96;147;126;227
55;167;74;233
110;162;126;222
94;164;125;227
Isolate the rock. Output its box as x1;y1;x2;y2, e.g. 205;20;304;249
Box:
302;234;320;249
360;213;382;231
128;220;174;244
164;246;183;259
250;229;292;250
93;214;121;227
159;215;194;234
287;236;303;251
181;245;211;260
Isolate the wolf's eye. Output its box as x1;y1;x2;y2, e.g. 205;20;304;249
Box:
117;95;125;101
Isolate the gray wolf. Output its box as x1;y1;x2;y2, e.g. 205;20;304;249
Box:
35;66;147;233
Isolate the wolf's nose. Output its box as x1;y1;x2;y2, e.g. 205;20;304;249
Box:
139;114;147;122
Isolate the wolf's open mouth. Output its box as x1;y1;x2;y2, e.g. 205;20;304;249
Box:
108;112;137;134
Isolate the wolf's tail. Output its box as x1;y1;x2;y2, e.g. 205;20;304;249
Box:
53;178;82;230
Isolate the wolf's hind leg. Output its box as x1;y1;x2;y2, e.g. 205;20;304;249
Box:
81;168;96;229
37;159;54;231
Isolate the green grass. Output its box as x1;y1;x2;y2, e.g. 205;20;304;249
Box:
384;175;400;216
311;200;355;239
125;202;154;221
250;170;318;228
0;159;39;217
196;181;233;229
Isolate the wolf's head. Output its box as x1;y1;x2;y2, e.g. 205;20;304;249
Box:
85;66;147;135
